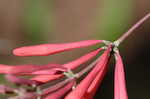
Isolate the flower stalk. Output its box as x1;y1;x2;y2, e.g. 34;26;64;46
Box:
114;13;150;46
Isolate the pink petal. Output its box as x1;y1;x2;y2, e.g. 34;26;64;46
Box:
0;64;62;75
65;47;111;99
24;66;67;75
84;52;110;98
31;74;62;83
30;69;62;75
42;80;72;96
13;40;102;56
63;48;102;69
44;81;75;99
114;52;128;99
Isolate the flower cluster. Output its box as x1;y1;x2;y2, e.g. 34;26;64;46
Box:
0;13;149;99
0;40;127;99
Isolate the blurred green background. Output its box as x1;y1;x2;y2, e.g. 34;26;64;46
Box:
0;0;149;99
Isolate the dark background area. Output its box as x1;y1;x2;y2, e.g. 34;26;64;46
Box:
0;0;149;99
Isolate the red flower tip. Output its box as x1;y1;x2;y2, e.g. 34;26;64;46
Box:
114;52;128;99
13;40;102;56
0;64;63;75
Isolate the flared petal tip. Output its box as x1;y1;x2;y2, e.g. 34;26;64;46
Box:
13;45;49;56
13;47;26;56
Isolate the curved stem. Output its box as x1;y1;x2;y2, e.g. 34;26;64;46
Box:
115;13;150;46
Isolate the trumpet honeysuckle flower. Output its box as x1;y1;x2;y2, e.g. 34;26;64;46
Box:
0;40;141;99
0;64;65;75
0;13;149;99
0;40;107;98
13;40;102;56
114;51;128;99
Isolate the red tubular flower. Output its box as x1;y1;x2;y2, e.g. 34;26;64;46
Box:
13;40;102;56
31;48;102;83
0;40;106;99
0;13;149;99
114;51;128;99
65;47;111;99
0;41;102;83
31;74;63;84
84;53;110;99
0;64;64;75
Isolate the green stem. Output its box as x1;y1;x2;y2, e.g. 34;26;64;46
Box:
114;13;150;46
